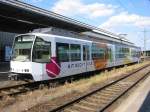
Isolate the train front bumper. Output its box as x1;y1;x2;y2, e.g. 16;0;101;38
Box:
10;61;32;74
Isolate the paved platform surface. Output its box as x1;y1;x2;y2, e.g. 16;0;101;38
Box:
113;74;150;112
139;92;150;112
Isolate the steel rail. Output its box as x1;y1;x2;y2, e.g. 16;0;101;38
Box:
99;69;150;112
0;77;60;99
48;64;150;112
0;63;149;100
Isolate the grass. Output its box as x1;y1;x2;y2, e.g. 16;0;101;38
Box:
0;61;149;112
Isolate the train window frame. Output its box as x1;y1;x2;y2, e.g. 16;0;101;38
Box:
56;43;70;62
92;43;105;60
12;35;35;62
32;37;51;63
70;44;81;61
115;45;129;59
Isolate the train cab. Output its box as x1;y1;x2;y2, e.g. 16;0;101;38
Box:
10;34;53;81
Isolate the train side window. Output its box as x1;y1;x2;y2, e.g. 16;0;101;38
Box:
32;37;51;63
57;43;69;62
70;44;81;61
92;44;105;60
115;46;127;58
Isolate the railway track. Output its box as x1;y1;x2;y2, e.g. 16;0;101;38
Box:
0;78;58;99
0;63;149;102
48;64;150;112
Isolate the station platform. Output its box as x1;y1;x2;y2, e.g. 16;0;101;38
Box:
114;74;150;112
0;62;10;81
0;62;10;72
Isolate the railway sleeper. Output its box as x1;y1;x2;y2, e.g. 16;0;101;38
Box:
91;95;115;101
99;89;121;94
66;104;95;112
85;97;111;105
109;86;128;91
91;94;116;99
124;76;141;81
76;100;100;109
118;81;135;86
0;90;11;94
111;83;128;88
110;84;129;89
15;88;26;91
17;86;25;90
104;88;122;93
10;89;20;93
64;108;80;112
94;94;118;100
84;97;104;104
24;87;31;91
81;100;100;107
17;88;31;92
105;87;124;91
96;91;118;96
10;88;29;95
73;103;96;112
92;93;114;99
127;77;143;82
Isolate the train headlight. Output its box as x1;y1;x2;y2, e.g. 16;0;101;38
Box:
24;69;29;72
27;69;29;72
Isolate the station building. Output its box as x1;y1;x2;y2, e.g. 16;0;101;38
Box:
0;0;134;62
0;0;92;62
0;31;16;62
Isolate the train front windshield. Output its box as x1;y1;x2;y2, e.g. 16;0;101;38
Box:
12;35;35;62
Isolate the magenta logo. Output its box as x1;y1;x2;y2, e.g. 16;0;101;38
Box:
46;57;60;78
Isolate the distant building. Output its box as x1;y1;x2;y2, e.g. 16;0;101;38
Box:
0;31;17;61
143;50;150;57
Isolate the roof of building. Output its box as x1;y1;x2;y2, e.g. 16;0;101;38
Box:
0;0;135;46
0;0;93;33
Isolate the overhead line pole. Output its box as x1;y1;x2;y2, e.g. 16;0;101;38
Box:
141;28;150;58
143;28;146;53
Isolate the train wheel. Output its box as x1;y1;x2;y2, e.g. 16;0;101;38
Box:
14;75;18;80
39;84;45;89
10;76;14;80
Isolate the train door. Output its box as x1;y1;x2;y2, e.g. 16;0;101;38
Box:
32;37;51;81
107;44;114;67
83;45;90;72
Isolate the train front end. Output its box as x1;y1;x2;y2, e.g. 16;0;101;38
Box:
10;34;35;80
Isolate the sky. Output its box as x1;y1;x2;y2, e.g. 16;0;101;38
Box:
21;0;150;50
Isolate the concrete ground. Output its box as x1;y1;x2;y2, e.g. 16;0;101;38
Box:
113;75;150;112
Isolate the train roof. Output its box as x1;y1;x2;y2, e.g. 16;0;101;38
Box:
17;33;92;43
32;27;138;47
17;33;140;48
82;31;134;46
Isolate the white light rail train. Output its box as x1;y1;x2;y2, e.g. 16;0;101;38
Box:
10;30;141;81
